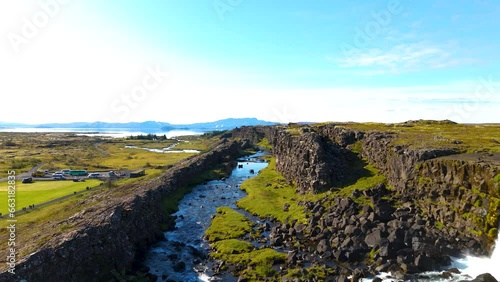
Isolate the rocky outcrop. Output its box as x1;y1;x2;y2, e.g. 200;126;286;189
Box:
234;124;500;258
269;129;349;193
0;140;245;282
406;156;500;249
233;126;351;193
359;131;458;188
283;124;499;252
270;183;469;279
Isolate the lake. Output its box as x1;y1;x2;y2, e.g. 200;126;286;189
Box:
0;128;204;138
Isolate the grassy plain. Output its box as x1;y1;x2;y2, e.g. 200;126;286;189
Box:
320;121;500;153
0;132;215;215
0;188;103;258
0;132;216;178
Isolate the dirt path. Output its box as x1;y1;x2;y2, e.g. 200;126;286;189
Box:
0;163;45;182
437;152;500;166
94;142;109;156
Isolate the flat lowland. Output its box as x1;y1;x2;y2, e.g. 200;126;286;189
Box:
0;131;221;270
0;132;216;216
0;179;102;215
0;132;215;178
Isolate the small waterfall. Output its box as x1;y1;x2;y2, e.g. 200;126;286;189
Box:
362;228;500;281
454;227;500;280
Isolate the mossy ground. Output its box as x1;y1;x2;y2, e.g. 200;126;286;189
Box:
256;137;272;150
317;120;500;153
237;156;386;223
237;158;322;223
205;207;254;241
205;207;285;280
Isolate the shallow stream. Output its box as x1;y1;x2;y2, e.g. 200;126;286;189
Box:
144;152;268;282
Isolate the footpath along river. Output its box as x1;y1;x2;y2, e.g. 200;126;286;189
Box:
144;152;269;282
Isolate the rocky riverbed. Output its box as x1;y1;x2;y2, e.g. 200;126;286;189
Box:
143;152;269;281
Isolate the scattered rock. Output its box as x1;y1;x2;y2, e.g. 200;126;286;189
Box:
283;203;290;212
472;273;498;282
172;261;186;272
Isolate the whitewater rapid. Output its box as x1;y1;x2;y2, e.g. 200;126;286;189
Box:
360;230;499;281
452;239;500;280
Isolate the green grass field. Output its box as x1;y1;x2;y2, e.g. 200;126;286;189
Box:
97;144;196;170
0;132;218;178
0;179;102;215
205;207;254;242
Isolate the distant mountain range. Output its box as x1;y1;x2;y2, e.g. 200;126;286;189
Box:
0;118;277;133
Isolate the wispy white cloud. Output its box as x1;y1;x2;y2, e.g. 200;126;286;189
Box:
333;41;477;75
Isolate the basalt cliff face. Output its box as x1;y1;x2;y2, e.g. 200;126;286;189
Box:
0;140;245;282
407;156;500;246
266;128;349;193
232;125;500;275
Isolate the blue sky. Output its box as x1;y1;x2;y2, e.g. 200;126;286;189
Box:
1;0;499;124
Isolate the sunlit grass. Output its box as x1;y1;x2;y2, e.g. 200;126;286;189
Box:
237;158;323;223
0;188;103;263
0;179;102;215
0;133;214;178
95;143;197;170
237;157;387;223
205;206;285;280
205;207;254;242
324;122;500;153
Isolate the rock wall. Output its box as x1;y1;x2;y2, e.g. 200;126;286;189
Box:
0;139;245;282
407;157;500;246
269;129;349;193
357;131;499;249
233;126;350;193
234;127;349;193
234;125;500;252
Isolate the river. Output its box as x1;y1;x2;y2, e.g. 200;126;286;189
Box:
143;150;499;282
143;152;269;282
